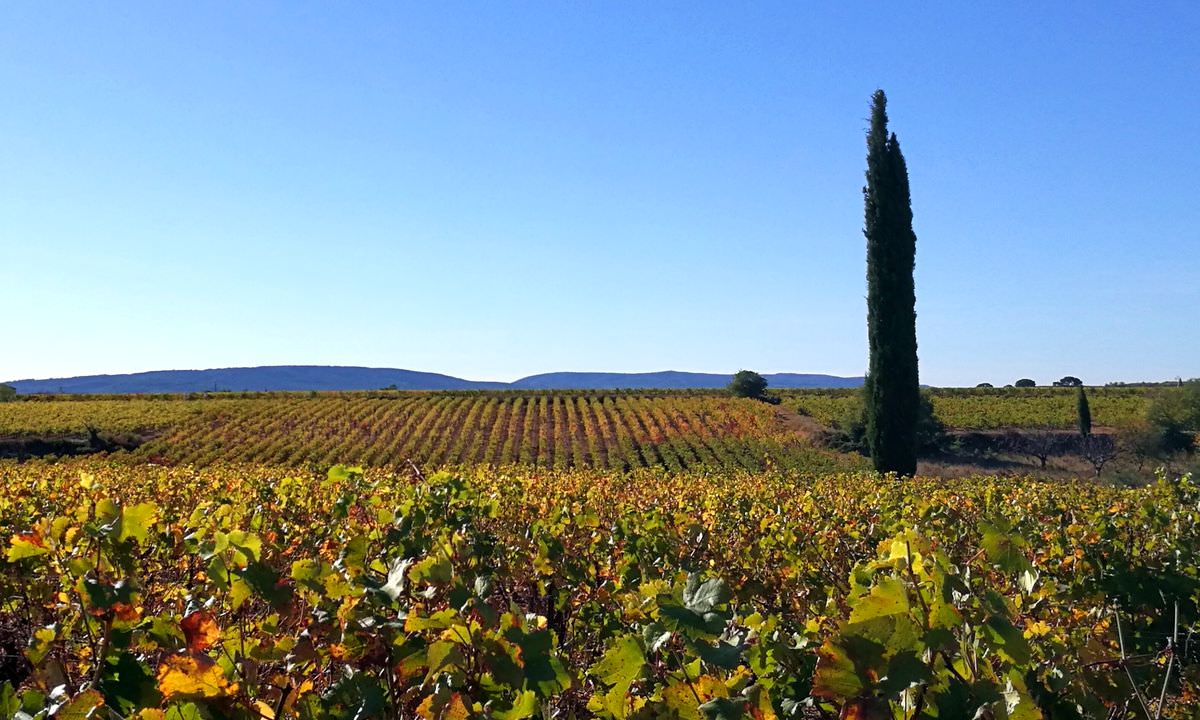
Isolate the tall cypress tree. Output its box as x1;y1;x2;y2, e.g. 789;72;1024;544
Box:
863;90;920;476
1077;385;1092;437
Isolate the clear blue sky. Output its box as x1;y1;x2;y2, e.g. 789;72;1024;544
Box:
2;3;1197;386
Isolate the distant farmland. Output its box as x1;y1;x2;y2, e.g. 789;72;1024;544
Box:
0;391;856;472
0;386;1161;472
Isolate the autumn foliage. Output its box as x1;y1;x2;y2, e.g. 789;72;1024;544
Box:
2;460;1197;718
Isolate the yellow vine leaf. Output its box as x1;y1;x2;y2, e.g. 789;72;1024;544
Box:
417;692;471;720
56;690;105;720
662;675;728;720
7;533;50;562
157;653;238;700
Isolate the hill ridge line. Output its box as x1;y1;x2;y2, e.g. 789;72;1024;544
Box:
5;365;864;394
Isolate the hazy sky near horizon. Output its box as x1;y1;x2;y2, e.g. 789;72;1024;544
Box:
2;3;1197;386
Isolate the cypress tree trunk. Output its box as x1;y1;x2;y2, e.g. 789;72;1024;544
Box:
1077;386;1092;437
863;90;920;476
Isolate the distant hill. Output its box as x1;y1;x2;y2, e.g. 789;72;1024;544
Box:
4;366;863;394
510;371;864;390
5;366;506;394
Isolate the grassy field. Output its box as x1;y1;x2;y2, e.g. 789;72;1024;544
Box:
1;458;1195;718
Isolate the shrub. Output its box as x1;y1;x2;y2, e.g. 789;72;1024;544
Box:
1146;380;1200;454
828;391;944;457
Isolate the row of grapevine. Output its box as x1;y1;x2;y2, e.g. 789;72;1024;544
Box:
780;386;1155;429
1;387;1160;439
93;394;859;472
0;397;222;435
3;459;1196;717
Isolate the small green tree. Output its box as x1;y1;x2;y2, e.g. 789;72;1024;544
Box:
729;370;768;399
1015;378;1036;388
0;384;16;402
1076;385;1092;437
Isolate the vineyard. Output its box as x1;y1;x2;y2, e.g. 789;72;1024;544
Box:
782;386;1155;430
2;459;1197;718
1;394;860;473
0;398;218;436
0;387;1169;475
